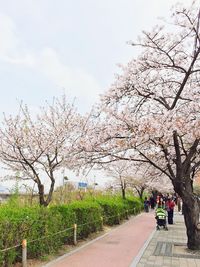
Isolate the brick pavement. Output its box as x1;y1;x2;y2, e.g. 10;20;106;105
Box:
133;211;200;267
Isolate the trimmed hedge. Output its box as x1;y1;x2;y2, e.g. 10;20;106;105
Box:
0;195;142;266
0;206;64;266
95;195;143;225
122;196;143;214
49;205;76;243
69;201;102;238
95;197;124;225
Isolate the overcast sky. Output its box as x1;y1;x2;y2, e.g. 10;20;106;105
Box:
0;0;194;117
0;0;195;189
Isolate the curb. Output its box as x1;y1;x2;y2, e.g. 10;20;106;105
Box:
129;228;156;267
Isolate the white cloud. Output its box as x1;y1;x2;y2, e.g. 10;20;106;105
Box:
37;48;101;104
0;14;102;112
0;14;35;66
0;14;19;58
0;0;195;114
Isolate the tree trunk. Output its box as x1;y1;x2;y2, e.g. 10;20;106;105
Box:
152;190;158;201
139;187;145;200
135;186;145;200
46;179;55;205
38;183;48;207
182;196;200;249
173;179;200;250
122;187;126;199
120;176;126;199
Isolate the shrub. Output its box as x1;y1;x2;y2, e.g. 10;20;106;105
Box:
0;206;64;266
50;205;76;243
95;196;124;225
69;201;102;239
95;195;143;225
26;207;64;257
0;194;142;266
122;196;143;215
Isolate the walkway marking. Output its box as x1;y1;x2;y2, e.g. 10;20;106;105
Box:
154;241;172;256
129;228;156;267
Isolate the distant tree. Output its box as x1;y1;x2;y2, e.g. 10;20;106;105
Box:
104;161;130;199
0;96;82;206
104;160;172;199
127;163;173;199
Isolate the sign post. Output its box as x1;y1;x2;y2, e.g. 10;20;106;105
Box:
78;182;88;192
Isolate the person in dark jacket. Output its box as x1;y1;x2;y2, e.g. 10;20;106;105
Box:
150;195;155;209
144;197;150;212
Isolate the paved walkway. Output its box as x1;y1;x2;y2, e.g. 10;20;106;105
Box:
44;211;200;267
44;212;155;267
135;211;200;267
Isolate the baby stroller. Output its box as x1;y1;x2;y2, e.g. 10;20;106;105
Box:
155;206;168;230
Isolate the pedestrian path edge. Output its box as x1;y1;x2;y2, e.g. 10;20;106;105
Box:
129;228;156;267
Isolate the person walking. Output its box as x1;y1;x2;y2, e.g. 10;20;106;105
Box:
150;195;155;209
166;197;175;224
144;197;150;212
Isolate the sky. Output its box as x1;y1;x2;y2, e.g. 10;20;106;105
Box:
0;0;195;190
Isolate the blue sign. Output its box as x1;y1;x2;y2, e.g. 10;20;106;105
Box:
78;182;88;188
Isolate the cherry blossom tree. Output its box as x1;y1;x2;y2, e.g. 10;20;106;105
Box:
126;163;173;199
78;1;200;249
0;96;82;206
104;160;169;199
104;161;131;199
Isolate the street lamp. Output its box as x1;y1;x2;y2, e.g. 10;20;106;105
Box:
63;176;69;186
62;168;69;186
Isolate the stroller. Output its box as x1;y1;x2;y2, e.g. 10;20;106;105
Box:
155;206;168;230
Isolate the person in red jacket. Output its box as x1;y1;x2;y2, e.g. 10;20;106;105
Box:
166;197;175;224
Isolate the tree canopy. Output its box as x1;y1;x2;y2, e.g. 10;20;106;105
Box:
0;96;83;206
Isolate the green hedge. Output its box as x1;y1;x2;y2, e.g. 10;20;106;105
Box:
69;201;102;239
0;206;64;266
95;195;143;225
0;195;142;266
95;197;123;225
122;196;143;215
49;205;76;243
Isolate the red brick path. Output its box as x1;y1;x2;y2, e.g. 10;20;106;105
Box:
46;212;155;267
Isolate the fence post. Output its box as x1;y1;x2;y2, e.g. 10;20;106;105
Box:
74;224;77;245
133;207;136;214
118;213;120;224
126;210;129;220
100;216;104;229
22;239;27;267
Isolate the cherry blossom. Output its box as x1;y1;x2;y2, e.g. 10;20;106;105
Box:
0;95;83;206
